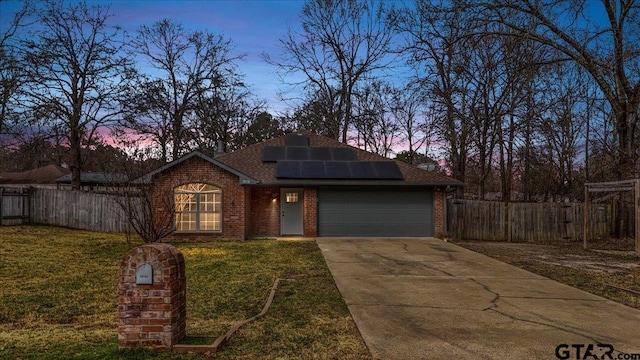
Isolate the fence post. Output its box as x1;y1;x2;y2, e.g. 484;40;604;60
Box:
0;187;3;226
24;188;31;224
506;202;512;242
635;180;639;256
584;186;589;249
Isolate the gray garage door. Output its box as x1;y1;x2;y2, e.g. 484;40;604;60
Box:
318;188;433;237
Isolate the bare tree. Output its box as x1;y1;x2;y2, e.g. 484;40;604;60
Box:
21;0;133;189
389;84;432;165
288;88;343;139
391;1;473;185
190;74;265;153
115;186;175;244
268;0;394;143
458;0;640;180
0;1;32;138
130;19;242;161
119;77;173;162
353;81;401;156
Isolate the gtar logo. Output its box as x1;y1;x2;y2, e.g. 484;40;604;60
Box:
555;344;614;360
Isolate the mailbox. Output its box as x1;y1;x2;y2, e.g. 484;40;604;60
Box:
136;263;153;285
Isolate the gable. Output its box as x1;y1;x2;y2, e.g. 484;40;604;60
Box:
136;152;257;185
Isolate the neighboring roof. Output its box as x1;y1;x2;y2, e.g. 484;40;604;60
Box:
135;151;258;185
0;165;70;184
214;130;463;187
55;172;130;185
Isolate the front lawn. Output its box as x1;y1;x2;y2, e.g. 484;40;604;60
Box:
0;226;371;359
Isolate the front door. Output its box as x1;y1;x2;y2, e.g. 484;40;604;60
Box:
281;188;303;235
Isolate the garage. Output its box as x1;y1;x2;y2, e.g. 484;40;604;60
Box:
318;187;434;237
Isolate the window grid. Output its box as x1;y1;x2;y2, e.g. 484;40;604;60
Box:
175;183;221;232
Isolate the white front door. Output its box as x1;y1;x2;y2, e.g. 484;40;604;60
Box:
281;188;303;235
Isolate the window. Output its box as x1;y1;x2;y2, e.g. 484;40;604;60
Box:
174;183;221;232
286;192;299;203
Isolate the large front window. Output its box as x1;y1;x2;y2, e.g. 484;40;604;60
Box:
174;183;221;232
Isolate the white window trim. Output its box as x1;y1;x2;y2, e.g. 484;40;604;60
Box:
174;183;222;232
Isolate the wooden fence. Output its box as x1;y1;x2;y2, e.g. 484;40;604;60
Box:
0;187;137;233
0;187;31;226
30;188;136;233
447;199;613;242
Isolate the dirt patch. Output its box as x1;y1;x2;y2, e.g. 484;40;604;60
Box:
455;239;640;309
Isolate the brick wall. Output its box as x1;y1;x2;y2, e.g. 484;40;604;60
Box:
248;186;281;237
118;244;186;351
150;156;247;241
303;187;318;237
434;190;445;239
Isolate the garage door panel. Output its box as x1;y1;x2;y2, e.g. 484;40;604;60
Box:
318;188;433;237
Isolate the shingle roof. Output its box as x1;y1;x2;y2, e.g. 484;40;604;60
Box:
0;165;70;184
55;172;130;184
214;130;462;187
134;151;257;185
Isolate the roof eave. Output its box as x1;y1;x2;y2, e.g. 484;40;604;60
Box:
256;180;464;187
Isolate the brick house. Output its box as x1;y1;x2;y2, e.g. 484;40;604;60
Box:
142;131;462;241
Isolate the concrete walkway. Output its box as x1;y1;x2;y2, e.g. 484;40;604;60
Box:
316;237;640;360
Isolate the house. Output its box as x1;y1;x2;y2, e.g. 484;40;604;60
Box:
0;164;70;189
143;131;462;241
55;172;130;192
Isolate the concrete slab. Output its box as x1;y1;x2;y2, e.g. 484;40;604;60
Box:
317;237;640;360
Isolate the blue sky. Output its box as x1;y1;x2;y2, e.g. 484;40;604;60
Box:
0;0;307;113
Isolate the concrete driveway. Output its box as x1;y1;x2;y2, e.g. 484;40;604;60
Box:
316;237;640;360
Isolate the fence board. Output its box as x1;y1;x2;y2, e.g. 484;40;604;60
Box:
29;188;137;233
0;187;30;225
448;200;612;242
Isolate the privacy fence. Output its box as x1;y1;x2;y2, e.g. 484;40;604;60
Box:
1;187;617;241
447;199;614;242
0;187;30;226
1;187;136;233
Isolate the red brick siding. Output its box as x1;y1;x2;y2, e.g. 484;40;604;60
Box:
247;186;317;238
248;186;281;237
303;187;318;237
433;190;445;239
150;156;247;241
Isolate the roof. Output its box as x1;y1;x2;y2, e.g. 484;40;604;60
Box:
55;172;130;185
0;165;70;184
135;151;258;185
213;130;462;187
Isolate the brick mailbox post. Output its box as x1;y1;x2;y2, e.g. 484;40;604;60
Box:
118;243;186;351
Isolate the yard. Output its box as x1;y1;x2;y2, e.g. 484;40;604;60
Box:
0;226;371;360
455;238;640;309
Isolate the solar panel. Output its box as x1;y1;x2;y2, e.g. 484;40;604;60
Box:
275;161;301;178
349;162;377;179
262;146;286;162
300;161;327;178
324;161;352;179
331;148;357;161
286;146;310;160
309;147;333;161
371;161;404;179
286;134;309;146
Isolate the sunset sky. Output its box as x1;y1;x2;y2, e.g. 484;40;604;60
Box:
0;0;307;113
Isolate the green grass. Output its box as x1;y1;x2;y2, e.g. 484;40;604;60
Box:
0;225;371;359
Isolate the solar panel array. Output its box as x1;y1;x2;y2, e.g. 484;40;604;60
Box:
275;160;404;180
285;133;309;146
264;134;404;180
262;146;357;162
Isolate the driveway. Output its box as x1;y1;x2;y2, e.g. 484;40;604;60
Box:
316;237;640;360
